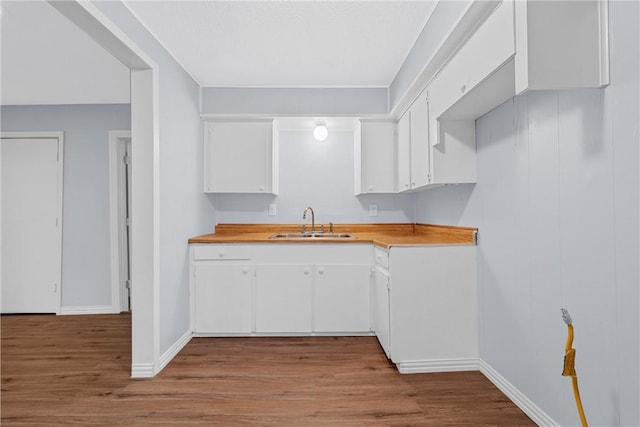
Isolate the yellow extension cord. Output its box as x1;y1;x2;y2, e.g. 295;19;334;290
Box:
562;310;588;427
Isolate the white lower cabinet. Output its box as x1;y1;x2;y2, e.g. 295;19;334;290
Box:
191;242;478;373
255;264;313;333
193;262;254;333
191;244;372;335
386;245;479;373
371;265;391;359
313;265;371;333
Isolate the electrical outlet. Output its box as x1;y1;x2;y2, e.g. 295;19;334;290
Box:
368;204;378;217
268;203;277;216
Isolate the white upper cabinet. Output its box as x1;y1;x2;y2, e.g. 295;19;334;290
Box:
407;0;609;190
396;111;411;192
514;0;609;94
428;0;516;147
429;0;608;130
396;87;431;192
408;89;430;190
355;120;396;195
204;120;278;194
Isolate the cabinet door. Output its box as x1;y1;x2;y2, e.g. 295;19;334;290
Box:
371;267;391;359
360;121;396;194
205;121;273;193
409;90;430;189
396;112;411;192
313;265;371;333
255;265;313;333
194;263;253;333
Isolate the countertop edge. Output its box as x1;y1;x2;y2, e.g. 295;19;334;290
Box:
188;223;478;247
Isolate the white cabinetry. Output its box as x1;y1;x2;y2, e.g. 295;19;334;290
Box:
371;248;391;359
313;265;371;333
396;89;431;192
191;245;254;334
428;0;515;135
514;0;609;94
204;120;278;194
355;121;396;194
396;112;411;192
193;263;253;333
370;245;478;373
394;0;609;191
255;264;313;333
408;90;430;190
191;243;372;335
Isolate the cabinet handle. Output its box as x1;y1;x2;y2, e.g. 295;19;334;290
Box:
368;186;374;191
242;267;249;274
303;268;310;275
218;251;225;258
259;185;265;191
460;84;466;93
318;269;324;275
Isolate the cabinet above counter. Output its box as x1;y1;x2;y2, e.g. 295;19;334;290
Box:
201;1;609;196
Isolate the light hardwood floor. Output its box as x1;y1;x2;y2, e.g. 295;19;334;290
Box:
1;313;534;426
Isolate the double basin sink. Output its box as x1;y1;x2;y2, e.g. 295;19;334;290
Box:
269;232;356;240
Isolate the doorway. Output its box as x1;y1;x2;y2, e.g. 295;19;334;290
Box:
1;132;64;313
109;131;132;312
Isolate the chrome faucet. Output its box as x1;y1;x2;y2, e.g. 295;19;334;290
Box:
302;207;315;233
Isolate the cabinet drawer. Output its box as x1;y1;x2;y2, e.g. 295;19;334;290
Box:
429;0;515;141
193;245;252;260
374;247;389;270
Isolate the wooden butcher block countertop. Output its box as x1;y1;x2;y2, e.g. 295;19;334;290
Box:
188;223;477;248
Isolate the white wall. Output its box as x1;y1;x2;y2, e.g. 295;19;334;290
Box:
0;1;130;106
201;88;388;116
0;104;131;309
215;130;414;225
89;1;216;358
414;2;639;425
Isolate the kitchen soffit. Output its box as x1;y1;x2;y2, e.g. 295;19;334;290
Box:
123;1;438;88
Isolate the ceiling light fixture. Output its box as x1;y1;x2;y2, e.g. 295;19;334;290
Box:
313;122;328;141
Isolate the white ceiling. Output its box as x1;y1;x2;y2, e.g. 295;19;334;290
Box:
124;1;437;88
1;1;437;106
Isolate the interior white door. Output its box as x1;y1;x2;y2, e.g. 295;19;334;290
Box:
1;137;62;313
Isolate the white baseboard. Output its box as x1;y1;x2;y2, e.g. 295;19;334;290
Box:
479;359;559;426
59;305;114;315
130;331;192;378
131;363;154;378
396;358;480;374
156;330;193;375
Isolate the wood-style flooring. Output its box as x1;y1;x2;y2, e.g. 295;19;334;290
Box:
2;313;534;426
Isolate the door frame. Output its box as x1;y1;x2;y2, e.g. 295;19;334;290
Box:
48;1;161;377
1;131;65;314
109;130;132;313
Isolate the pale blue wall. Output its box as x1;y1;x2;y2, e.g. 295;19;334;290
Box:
91;1;216;356
414;2;639;424
214;130;414;224
1;104;131;308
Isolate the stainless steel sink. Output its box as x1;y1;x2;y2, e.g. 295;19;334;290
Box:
269;232;356;240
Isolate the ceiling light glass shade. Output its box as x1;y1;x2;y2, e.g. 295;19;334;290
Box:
313;123;328;141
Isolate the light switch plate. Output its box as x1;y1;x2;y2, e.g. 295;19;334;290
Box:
268;203;277;216
368;204;378;217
